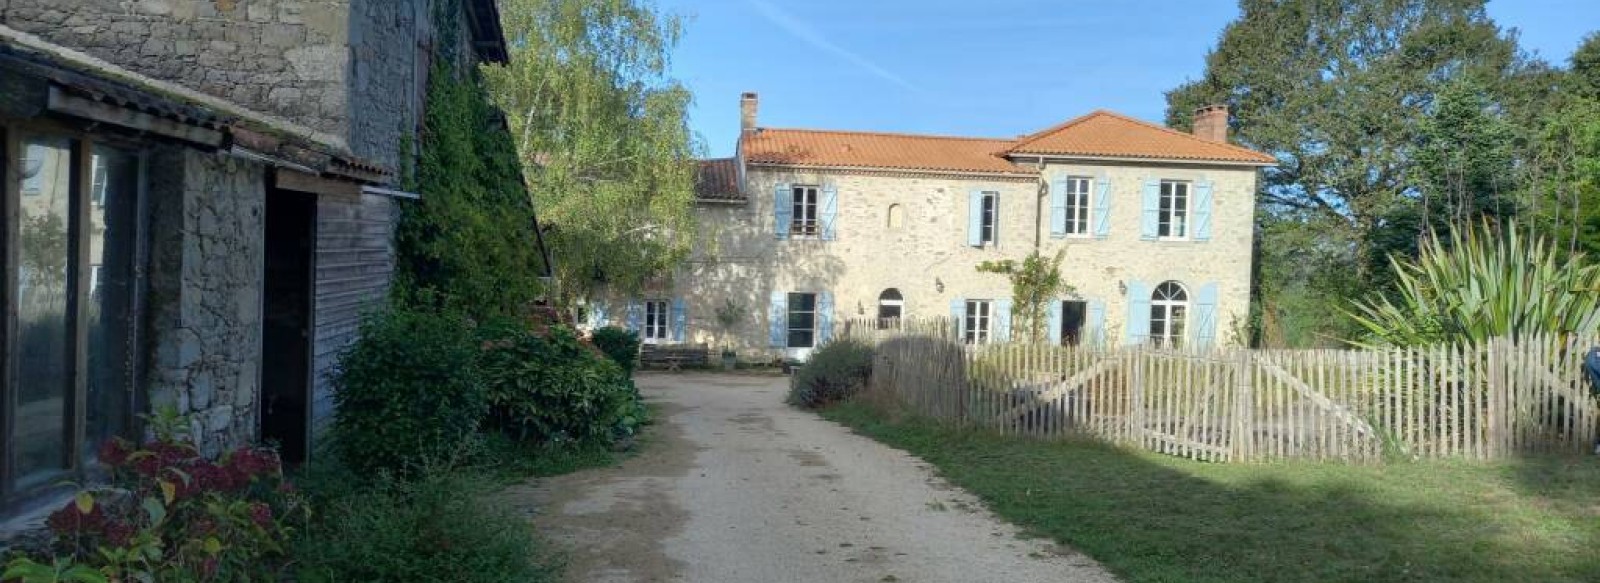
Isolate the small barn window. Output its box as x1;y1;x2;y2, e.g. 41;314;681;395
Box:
886;204;904;230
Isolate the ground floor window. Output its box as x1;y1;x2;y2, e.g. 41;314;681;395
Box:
1150;281;1188;348
1061;300;1086;346
643;299;669;343
787;292;817;348
877;288;903;329
4;127;145;507
964;299;992;345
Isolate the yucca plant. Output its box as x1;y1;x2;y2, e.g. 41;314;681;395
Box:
1345;221;1600;347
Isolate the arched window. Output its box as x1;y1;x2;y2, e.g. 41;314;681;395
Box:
1150;281;1188;348
886;204;904;230
877;288;904;328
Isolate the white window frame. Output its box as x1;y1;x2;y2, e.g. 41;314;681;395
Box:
787;292;818;349
791;185;820;238
1064;177;1092;237
964;299;993;345
877;289;904;330
979;191;999;245
1149;281;1188;349
642;299;670;343
1158;180;1190;240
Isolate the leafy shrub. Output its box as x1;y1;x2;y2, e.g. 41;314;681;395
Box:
590;326;641;374
332;308;488;474
787;339;875;408
292;469;554;583
479;324;646;443
3;424;306;583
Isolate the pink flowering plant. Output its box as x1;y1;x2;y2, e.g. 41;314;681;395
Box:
3;414;307;583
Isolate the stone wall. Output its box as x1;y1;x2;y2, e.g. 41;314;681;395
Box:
603;161;1258;355
347;0;429;170
3;0;353;140
145;147;267;456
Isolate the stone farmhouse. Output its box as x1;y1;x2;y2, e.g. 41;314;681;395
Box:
601;93;1273;362
0;0;534;526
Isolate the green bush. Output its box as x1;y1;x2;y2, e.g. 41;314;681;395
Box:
292;469;554;583
590;326;641;374
479;324;647;443
331;308;488;474
787;339;875;409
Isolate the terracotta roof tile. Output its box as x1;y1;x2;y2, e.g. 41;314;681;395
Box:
1007;110;1276;164
694;158;743;201
741;128;1029;175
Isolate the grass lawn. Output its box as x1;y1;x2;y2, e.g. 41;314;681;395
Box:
823;401;1600;583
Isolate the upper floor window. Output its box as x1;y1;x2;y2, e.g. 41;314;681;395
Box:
979;191;997;245
791;185;819;237
1150;281;1188;348
1158;180;1189;239
1064;177;1091;236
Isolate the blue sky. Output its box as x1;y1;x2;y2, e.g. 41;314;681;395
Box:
653;0;1600;158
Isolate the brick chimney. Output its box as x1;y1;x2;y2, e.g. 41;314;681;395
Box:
1192;104;1229;144
741;92;759;133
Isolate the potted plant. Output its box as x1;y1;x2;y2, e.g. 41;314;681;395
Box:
714;299;744;370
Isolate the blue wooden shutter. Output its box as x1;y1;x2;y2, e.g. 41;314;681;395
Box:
671;298;688;342
1087;299;1107;347
1193;181;1214;242
589;301;609;328
1093;179;1112;240
768;291;787;348
1194;282;1219;348
1047;301;1063;344
1124;281;1150;345
1139;180;1160;241
1049;177;1067;239
966;190;984;247
950;298;965;339
625;301;644;332
817;291;835;343
774;183;792;241
820;184;839;241
995;298;1013;342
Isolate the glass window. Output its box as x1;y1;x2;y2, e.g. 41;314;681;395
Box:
791;186;819;236
85;145;140;458
964;299;992;345
15;135;73;489
1064;177;1091;236
979;192;998;244
787;292;817;348
643;300;669;342
1150;281;1189;348
877;288;903;329
1061;300;1087;346
1158;180;1189;239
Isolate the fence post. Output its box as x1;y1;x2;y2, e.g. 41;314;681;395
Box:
1485;337;1503;459
1233;348;1254;462
1130;349;1145;448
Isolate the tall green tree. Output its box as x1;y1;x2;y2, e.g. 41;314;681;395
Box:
1520;33;1600;257
1166;0;1530;345
484;0;698;309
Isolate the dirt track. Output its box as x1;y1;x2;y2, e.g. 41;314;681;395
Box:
506;372;1119;583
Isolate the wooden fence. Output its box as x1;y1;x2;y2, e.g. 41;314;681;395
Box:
840;318;1600;463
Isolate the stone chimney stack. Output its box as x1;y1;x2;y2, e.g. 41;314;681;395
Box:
1192;104;1229;144
741;92;759;133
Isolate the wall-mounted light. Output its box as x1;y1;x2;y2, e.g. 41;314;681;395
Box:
935;278;945;293
1117;280;1127;295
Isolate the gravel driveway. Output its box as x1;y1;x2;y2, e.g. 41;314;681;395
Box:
508;372;1119;583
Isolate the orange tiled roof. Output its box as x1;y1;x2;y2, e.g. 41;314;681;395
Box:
694;157;743;201
741;128;1028;174
1006;110;1276;164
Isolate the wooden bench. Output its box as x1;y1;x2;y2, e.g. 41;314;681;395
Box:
639;343;710;371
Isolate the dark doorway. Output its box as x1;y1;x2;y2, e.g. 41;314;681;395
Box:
1061;300;1087;346
261;188;315;466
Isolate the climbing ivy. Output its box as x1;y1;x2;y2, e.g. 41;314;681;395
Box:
393;64;546;319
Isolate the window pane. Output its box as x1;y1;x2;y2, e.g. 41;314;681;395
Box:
787;330;814;349
787;312;814;330
789;292;816;311
16;136;73;487
85;145;140;459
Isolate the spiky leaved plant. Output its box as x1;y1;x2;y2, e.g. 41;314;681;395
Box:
1345;221;1600;348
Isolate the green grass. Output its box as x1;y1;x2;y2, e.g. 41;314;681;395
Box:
823;400;1600;583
